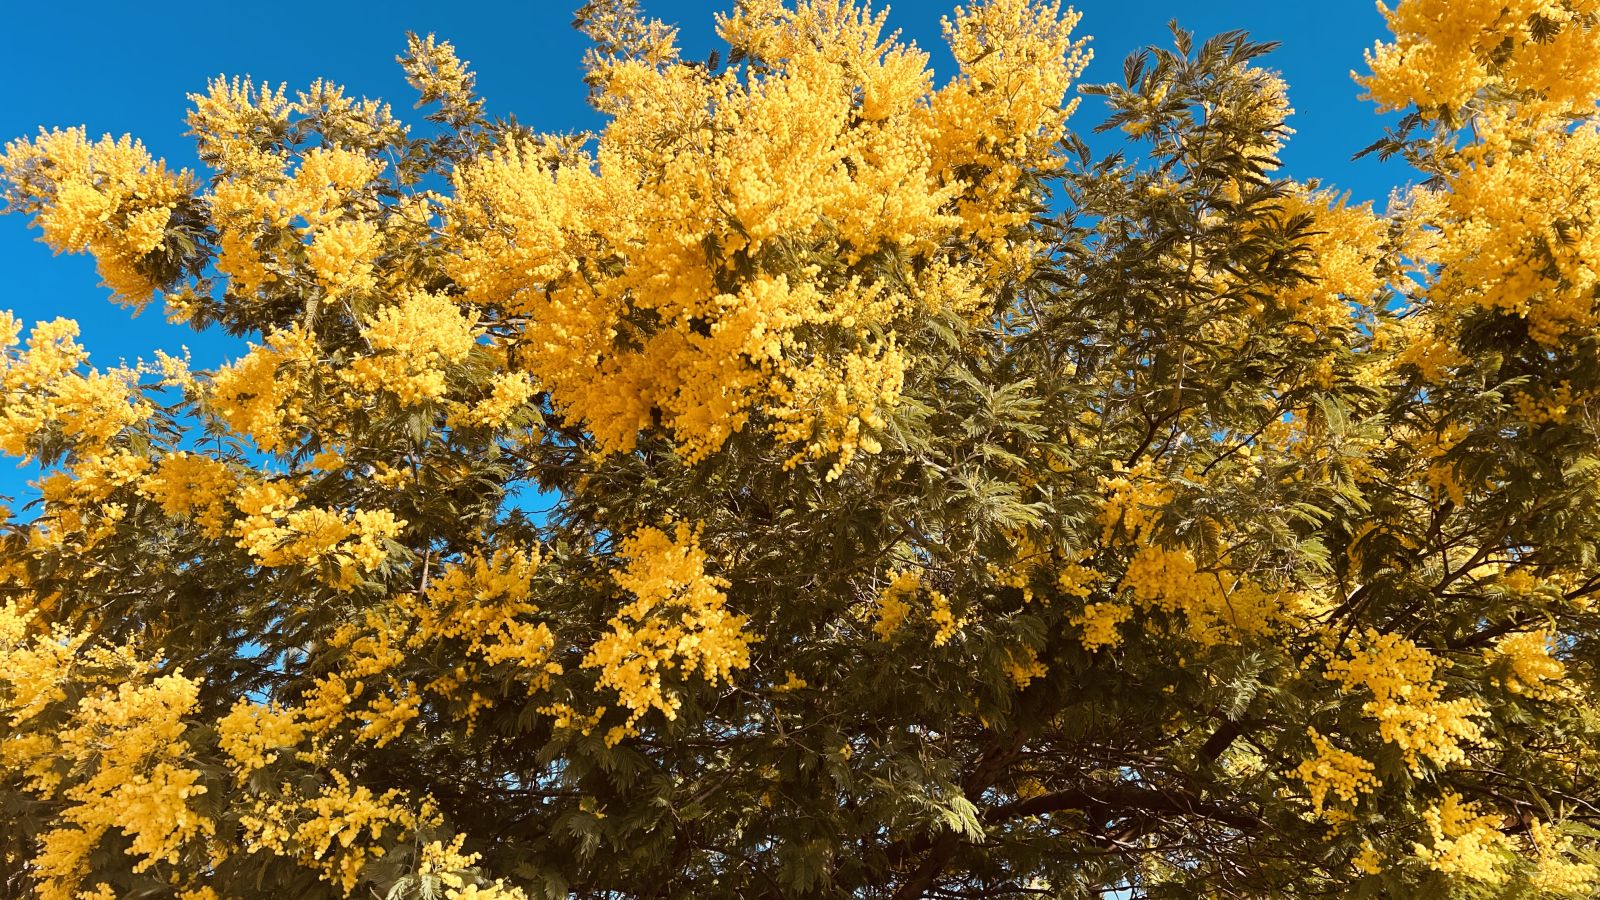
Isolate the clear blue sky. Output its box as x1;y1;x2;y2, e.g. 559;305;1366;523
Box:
0;0;1396;503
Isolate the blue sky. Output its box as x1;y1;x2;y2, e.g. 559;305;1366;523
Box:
0;0;1398;503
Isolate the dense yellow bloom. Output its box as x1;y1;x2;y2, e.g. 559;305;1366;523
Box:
1006;644;1048;688
1371;2;1600;365
402;33;484;121
1486;629;1566;699
446;0;1086;479
582;524;752;743
37;448;149;509
0;612;214;900
240;771;432;892
1272;189;1386;339
0;128;190;305
928;589;964;646
140;452;237;538
344;291;481;405
1422;116;1600;347
29;447;148;551
306;217;381;299
187;77;294;177
1353;839;1384;876
1527;819;1600;895
1292;729;1378;820
204;141;387;310
1512;380;1580;425
1055;562;1100;598
873;569;920;640
450;371;537;429
231;479;406;587
1411;791;1511;884
1362;0;1600;118
1118;545;1279;646
402;545;563;694
1326;630;1487;773
765;324;904;479
355;687;422;747
0;317;148;458
925;0;1091;251
213;220;274;297
1072;601;1131;651
210;328;315;452
1097;459;1172;544
4;1;1599;895
217;700;307;777
417;836;530;900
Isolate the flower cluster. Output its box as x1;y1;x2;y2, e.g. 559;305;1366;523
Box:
0;607;216;900
240;771;433;893
1097;459;1173;545
406;545;562;690
1527;819;1600;895
0;316;148;459
1271;188;1387;341
209;328;316;453
1291;728;1378;821
1485;629;1566;699
140;452;237;539
1325;630;1487;773
415;836;529;900
1071;601;1131;652
345;291;481;406
231;479;406;588
1362;0;1600;118
1425;116;1600;347
1410;791;1511;884
445;0;1087;479
217;699;308;777
0;128;192;304
872;569;921;640
1118;544;1279;647
581;524;753;744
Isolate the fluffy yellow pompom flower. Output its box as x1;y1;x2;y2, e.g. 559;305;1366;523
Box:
0;317;149;459
1362;0;1600;119
210;327;316;453
1326;630;1487;773
872;569;921;640
446;0;1088;479
1072;601;1132;651
582;523;753;743
344;291;481;406
1486;629;1566;699
1292;728;1378;820
0;128;192;306
1411;791;1511;884
0;614;216;900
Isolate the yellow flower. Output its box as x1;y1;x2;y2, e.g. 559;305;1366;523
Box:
581;523;752;743
1071;601;1131;651
1326;630;1487;773
1485;630;1566;699
1411;792;1511;884
1292;729;1378;820
872;569;921;640
0;128;190;306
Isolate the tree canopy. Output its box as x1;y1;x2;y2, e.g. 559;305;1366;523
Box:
4;0;1600;897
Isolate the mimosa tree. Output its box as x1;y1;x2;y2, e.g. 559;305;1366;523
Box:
3;1;1600;897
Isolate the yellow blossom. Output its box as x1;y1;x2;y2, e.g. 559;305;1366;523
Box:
1326;630;1487;773
1292;728;1378;820
1411;791;1511;884
582;524;752;743
1485;629;1566;699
